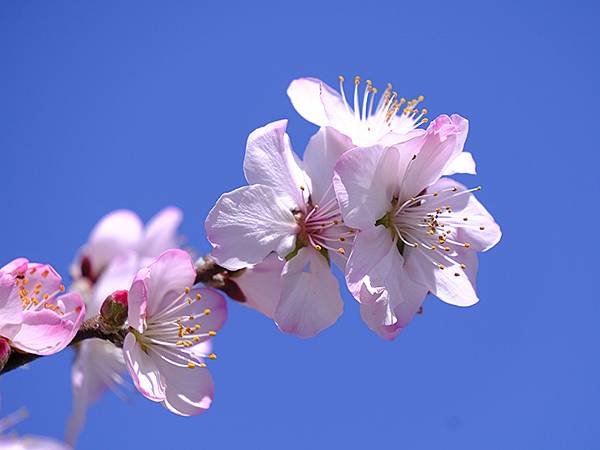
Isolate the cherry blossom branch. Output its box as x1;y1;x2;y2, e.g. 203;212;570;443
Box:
194;255;247;303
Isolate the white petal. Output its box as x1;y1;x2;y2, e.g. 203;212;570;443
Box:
143;249;196;318
333;145;399;229
346;226;428;340
205;185;299;270
287;77;347;128
405;244;479;307
88;251;139;316
66;339;126;446
243;120;309;206
123;333;165;401
275;248;343;338
233;253;284;319
83;210;143;275
157;357;214;416
442;151;476;175
140;206;183;258
303;127;353;204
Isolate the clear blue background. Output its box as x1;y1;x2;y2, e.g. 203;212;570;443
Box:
0;1;598;449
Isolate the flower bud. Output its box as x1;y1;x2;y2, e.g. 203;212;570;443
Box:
0;337;11;372
100;290;128;330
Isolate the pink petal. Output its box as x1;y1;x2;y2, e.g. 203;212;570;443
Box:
83;209;143;276
140;207;183;259
399;114;469;198
140;249;196;319
287;77;345;128
303;127;353;204
123;333;165;401
405;246;479;307
11;292;85;356
66;339;126;446
127;275;148;333
443;151;477;175
205;185;299;270
333;145;401;229
243;120;308;207
233;253;284;319
346;226;428;340
423;177;501;252
0;273;23;340
89;251;139;316
156;356;214;416
0;258;28;276
180;287;228;338
275;248;343;338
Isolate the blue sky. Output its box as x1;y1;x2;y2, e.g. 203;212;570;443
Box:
0;1;598;449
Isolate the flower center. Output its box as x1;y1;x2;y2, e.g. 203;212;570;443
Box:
380;184;484;274
14;268;65;314
139;287;217;368
338;75;428;146
292;192;355;259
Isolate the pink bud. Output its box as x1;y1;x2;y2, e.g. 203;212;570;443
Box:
0;337;11;372
100;290;129;330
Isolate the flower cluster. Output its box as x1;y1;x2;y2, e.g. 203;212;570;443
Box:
0;74;501;447
206;75;501;340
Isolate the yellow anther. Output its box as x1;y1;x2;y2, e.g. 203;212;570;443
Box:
464;243;471;248
194;324;201;330
438;264;445;270
354;75;361;85
460;264;467;269
59;284;65;292
208;353;217;360
339;75;345;82
421;108;428;114
418;95;425;101
338;248;346;255
203;308;211;316
193;336;200;343
314;245;322;251
422;118;429;123
184;287;191;294
187;362;196;369
195;293;202;300
22;277;29;286
208;330;217;337
199;363;207;368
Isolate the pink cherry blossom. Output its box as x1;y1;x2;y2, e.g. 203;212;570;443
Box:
0;259;85;356
67;207;183;444
287;76;478;176
206;120;355;337
287;76;430;147
72;207;182;284
123;249;227;415
333;114;501;340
